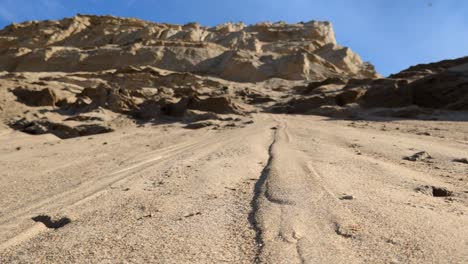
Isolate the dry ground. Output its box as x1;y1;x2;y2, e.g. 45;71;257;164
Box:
0;114;467;263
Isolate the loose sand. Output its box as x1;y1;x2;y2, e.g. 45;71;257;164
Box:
0;114;466;263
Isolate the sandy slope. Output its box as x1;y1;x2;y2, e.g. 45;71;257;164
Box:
0;114;467;263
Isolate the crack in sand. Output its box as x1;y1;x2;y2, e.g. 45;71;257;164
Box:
249;123;306;264
249;124;278;263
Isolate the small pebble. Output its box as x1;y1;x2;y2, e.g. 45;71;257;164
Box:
340;195;354;200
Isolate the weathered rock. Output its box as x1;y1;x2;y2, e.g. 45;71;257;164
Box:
358;79;412;108
410;72;468;110
161;97;190;117
335;88;366;106
0;15;378;81
238;89;275;104
183;110;220;123
404;151;432;162
189;96;243;114
390;56;468;80
453;158;468;164
134;100;162;120
296;77;346;95
274;94;337;114
184;120;219;130
339;195;354;200
415;185;453;197
12;87;57;106
308;104;360;119
75;84;137;113
10;118;113;139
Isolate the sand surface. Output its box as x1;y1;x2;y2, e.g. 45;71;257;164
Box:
0;114;467;263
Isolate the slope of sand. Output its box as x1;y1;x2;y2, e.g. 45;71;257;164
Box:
0;114;466;263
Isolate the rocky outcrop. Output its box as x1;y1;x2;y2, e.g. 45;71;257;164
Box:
0;16;466;139
0;15;379;82
10;118;113;139
383;57;468;110
409;70;468;110
274;56;468;114
12;87;57;106
389;56;468;80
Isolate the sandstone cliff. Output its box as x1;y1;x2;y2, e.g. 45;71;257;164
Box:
0;15;378;81
0;15;466;139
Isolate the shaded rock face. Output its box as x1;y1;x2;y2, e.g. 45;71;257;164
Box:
357;79;412;108
410;72;468;110
189;96;243;114
74;85;138;113
389;57;468;80
387;57;468;110
12;87;57;106
0;15;467;139
335;88;366;107
273;56;468;115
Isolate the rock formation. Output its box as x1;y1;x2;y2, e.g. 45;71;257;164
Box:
0;15;377;81
0;15;466;138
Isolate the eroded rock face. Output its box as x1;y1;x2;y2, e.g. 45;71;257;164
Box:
12;87;57;106
273;55;468;115
0;16;466;139
388;57;468;110
0;15;378;82
410;71;468;110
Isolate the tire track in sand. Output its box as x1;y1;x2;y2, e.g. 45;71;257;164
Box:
0;122;268;252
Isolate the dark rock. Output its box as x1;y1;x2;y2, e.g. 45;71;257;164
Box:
390;56;468;80
339;195;354;200
189;96;243;114
415;185;453;197
74;124;113;137
183;110;220;122
359;79;412;108
12;87;57;107
335;88;366;106
64;115;106;122
453;158;468;164
308;105;360;119
161;97;190;117
134;100;162;120
404;151;432;162
410;72;468;110
278;94;336;113
184;120;219;129
10;119;113;139
296;78;346;94
76;84;137;113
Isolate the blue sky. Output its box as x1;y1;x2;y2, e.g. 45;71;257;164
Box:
0;0;467;76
